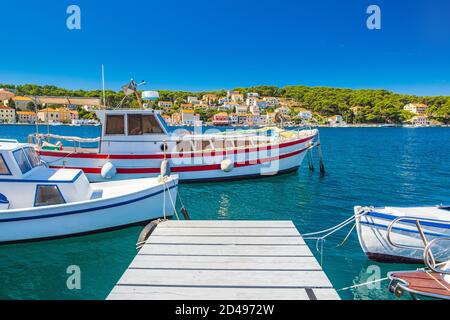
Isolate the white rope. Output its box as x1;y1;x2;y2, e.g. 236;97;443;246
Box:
164;179;179;220
338;277;389;291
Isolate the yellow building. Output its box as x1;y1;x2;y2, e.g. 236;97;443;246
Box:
12;96;32;110
37;108;78;123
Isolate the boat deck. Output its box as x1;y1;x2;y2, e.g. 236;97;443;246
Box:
391;271;450;299
107;220;340;300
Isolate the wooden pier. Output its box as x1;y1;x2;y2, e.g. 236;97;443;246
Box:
107;220;340;300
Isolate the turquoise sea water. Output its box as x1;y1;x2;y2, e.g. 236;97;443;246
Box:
0;124;449;300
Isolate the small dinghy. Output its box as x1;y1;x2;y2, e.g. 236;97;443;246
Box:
0;140;178;244
388;238;450;300
354;205;450;263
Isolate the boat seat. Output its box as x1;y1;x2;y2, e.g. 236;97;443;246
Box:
90;190;103;200
389;271;450;299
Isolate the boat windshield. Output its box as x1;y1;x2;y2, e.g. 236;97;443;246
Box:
23;147;42;168
13;147;42;174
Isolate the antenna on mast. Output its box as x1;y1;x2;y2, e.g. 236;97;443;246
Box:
102;64;106;107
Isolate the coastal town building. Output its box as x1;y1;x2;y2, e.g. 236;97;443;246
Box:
266;113;275;124
297;110;313;120
263;97;279;107
187;97;200;104
404;103;428;115
212;112;230;126
218;102;240;112
12;96;33;110
327;115;345;126
158;101;173;109
218;97;231;105
230;93;244;103
37;108;78;123
235;105;248;115
0;89;15;104
17;111;37;124
171;112;181;125
161;114;172;125
247;92;259;98
202;94;218;105
275;106;290;116
180;103;194;110
411;115;430;126
249;105;260;116
181;109;200;125
228;114;238;125
0;105;16;123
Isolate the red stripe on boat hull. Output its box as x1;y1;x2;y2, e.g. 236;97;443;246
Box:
49;147;309;175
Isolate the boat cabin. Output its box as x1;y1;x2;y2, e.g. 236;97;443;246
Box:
95;109;172;154
0;141;92;209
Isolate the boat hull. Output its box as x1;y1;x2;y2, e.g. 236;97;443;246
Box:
0;178;178;244
355;206;450;263
39;135;314;182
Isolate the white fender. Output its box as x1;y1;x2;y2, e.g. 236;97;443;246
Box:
101;162;116;179
221;158;234;172
160;159;170;177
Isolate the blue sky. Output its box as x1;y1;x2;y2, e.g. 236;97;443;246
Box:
1;0;450;95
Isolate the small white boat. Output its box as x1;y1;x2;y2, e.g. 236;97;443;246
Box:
354;205;450;263
0;140;178;244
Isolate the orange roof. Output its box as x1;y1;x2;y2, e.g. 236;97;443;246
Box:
0;105;14;110
182;109;194;114
17;111;36;115
13;96;31;101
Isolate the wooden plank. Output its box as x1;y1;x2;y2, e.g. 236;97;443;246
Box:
115;269;334;288
108;286;340;300
151;227;300;237
138;244;314;257
158;220;295;228
130;255;322;270
147;236;305;245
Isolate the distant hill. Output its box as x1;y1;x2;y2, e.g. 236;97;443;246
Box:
1;83;449;124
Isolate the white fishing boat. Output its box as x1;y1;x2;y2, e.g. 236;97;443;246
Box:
26;80;323;183
354;205;450;263
0;139;178;244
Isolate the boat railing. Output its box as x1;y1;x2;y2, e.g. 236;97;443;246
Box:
424;238;450;274
387;216;450;251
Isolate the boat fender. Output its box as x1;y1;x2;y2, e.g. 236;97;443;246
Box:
220;158;234;172
101;162;116;179
136;219;165;250
181;207;190;220
160;159;170;177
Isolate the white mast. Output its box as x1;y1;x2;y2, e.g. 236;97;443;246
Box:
102;64;106;107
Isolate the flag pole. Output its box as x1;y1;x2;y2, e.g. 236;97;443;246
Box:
102;64;106;107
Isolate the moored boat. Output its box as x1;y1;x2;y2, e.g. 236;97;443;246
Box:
354;205;450;263
31;108;320;182
0;140;178;244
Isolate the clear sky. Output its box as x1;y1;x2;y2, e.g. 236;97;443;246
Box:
1;0;450;95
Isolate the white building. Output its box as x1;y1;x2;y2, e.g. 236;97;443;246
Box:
327;115;345;126
228;114;239;124
0;105;16;123
218;97;231;105
17;111;37;124
297;110;313;120
249;105;260;116
263;97;279;107
218;102;239;111
404;103;428;115
275;106;290;115
411;115;430;126
158;101;173;108
247;92;259;98
235;105;248;115
187;96;200;104
181;109;200;125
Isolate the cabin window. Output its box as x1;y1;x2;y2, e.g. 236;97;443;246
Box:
0;154;11;175
105;115;125;135
127;114;164;135
23;147;41;168
142;115;164;134
34;185;65;207
127;114;143;135
13;149;32;174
